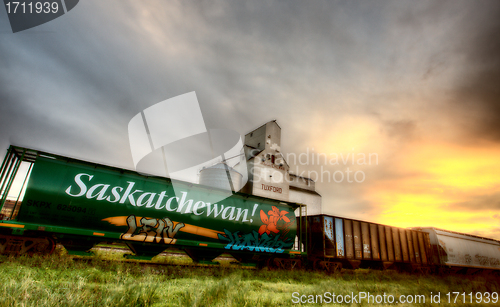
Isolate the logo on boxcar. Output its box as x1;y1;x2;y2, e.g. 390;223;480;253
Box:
217;206;295;253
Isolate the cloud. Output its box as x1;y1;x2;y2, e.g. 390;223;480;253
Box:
448;1;500;142
449;190;500;212
382;120;418;141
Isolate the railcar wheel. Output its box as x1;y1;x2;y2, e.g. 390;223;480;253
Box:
30;237;56;255
0;234;56;255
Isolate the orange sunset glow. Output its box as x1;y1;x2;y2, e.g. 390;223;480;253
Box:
359;141;500;238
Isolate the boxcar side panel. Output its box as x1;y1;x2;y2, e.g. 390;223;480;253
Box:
370;223;380;260
399;229;409;262
412;231;421;263
344;219;354;259
335;218;345;257
353;221;362;259
385;226;395;262
324;216;335;257
378;224;388;261
361;222;371;259
392;228;402;261
407;230;415;263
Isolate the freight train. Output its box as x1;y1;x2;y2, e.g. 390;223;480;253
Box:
1;145;499;274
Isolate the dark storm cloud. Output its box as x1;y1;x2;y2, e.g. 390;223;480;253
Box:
0;31;132;165
0;1;211;167
451;1;500;142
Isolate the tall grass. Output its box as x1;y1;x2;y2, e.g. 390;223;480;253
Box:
0;249;499;306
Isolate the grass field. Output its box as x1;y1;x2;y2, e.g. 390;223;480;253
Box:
0;248;499;306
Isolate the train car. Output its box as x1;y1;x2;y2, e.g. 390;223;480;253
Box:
0;146;307;267
414;227;500;273
4;145;500;275
305;214;433;272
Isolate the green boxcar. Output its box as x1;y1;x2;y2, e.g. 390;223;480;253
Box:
0;146;304;262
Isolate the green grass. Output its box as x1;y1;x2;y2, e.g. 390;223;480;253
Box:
0;249;499;306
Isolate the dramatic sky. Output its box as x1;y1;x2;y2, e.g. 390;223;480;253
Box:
1;1;500;238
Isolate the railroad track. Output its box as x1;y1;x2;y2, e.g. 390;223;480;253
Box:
69;245;253;270
90;245;235;261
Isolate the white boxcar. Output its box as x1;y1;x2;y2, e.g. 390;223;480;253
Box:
417;227;500;270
